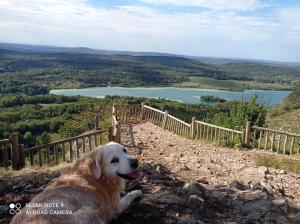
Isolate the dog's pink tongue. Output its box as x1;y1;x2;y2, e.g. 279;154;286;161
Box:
129;170;142;180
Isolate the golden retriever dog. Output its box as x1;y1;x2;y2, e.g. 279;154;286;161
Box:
10;142;142;224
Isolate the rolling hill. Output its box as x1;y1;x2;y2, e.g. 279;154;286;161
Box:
0;45;299;93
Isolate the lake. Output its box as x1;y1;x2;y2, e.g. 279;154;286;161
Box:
50;87;292;107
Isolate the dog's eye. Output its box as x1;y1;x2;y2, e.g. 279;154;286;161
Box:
123;148;127;154
111;157;119;163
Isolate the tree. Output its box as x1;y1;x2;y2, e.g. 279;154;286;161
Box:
223;96;267;130
50;120;62;132
36;132;51;145
24;131;34;147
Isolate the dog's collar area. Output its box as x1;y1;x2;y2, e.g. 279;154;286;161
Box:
117;170;141;180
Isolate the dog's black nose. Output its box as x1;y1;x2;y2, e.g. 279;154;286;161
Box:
130;158;139;169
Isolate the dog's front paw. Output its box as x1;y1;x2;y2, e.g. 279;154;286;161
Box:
128;190;142;199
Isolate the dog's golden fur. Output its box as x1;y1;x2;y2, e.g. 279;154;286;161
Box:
10;143;140;224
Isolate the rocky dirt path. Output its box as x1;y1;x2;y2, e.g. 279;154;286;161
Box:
118;121;300;224
1;121;300;224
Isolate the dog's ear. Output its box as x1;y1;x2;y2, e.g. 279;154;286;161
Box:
89;155;101;179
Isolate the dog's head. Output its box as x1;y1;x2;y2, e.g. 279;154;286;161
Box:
87;142;141;181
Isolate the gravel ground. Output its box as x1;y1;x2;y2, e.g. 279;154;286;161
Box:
1;121;300;224
118;121;300;224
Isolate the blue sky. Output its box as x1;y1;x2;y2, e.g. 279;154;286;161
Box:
0;0;299;62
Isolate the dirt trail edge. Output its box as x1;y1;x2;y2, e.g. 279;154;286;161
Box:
116;121;300;224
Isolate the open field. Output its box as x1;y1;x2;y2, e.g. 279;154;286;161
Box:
173;76;294;91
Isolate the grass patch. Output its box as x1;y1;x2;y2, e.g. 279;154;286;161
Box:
0;163;69;177
174;76;293;91
255;154;300;174
267;108;300;133
49;132;62;141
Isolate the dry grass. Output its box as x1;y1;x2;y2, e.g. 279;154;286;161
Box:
0;163;71;177
255;154;300;174
268;109;300;133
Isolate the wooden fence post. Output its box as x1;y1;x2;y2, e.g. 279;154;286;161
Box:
162;110;168;129
10;133;19;170
242;129;246;145
112;105;117;119
244;121;252;146
191;117;196;139
3;144;8;168
108;127;113;142
95;114;100;130
140;103;145;121
117;123;121;143
18;144;25;169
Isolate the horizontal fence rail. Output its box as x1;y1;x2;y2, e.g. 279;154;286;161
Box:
165;114;191;138
24;129;108;167
141;105;192;138
251;126;300;155
194;120;243;147
143;105;166;128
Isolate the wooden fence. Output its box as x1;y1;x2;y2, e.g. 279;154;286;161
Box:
114;104;141;121
24;129;108;167
0;107;123;170
0;138;11;169
194;120;243;147
141;105;192;137
0;133;22;170
251;126;300;155
112;106;121;143
0;129;113;169
2;103;300;170
120;104;300;155
138;104;241;144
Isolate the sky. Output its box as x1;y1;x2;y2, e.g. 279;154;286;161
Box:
0;0;300;62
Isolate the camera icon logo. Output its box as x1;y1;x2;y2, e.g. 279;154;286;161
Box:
9;203;22;214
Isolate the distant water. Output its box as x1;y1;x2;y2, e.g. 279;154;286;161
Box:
50;87;292;107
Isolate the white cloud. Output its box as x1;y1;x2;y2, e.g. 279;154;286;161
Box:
0;0;299;61
141;0;265;11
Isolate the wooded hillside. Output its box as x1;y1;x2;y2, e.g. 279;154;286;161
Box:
1;49;299;90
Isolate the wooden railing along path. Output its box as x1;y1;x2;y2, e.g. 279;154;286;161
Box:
0;133;22;170
113;104;299;155
0;129;110;170
24;129;107;167
251;126;300;155
139;104;242;145
1;103;299;170
194;120;243;147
